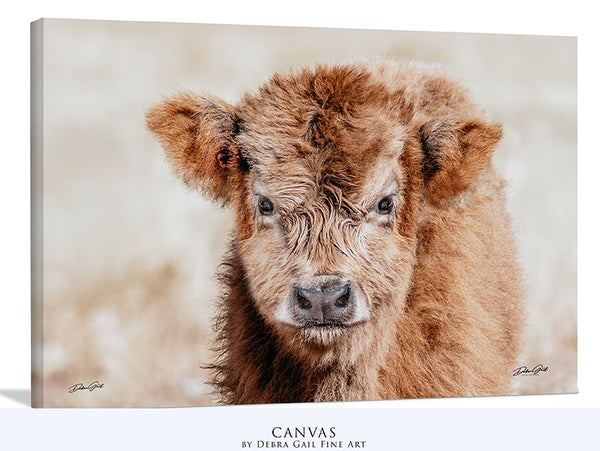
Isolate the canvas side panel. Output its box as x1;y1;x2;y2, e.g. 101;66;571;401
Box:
31;18;44;408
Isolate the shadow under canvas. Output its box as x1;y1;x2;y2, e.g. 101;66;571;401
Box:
0;390;31;406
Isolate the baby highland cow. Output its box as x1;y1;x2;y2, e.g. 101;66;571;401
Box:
147;59;525;404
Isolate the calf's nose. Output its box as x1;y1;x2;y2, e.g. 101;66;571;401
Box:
294;280;352;324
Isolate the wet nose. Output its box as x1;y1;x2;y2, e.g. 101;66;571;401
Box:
294;279;352;325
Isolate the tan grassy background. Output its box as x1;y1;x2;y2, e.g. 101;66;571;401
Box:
36;19;576;407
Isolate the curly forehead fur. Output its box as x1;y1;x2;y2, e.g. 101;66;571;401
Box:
147;59;525;404
236;65;413;196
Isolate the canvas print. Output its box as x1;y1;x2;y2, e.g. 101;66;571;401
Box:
31;19;577;407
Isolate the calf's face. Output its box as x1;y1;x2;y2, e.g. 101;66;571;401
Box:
147;66;502;353
235;109;419;348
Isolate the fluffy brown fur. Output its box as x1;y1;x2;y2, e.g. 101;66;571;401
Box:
147;59;525;404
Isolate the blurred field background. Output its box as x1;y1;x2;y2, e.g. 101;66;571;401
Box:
35;19;576;407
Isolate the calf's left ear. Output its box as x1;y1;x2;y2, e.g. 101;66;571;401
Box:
146;93;240;203
420;118;502;204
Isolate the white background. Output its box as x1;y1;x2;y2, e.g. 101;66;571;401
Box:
0;0;598;448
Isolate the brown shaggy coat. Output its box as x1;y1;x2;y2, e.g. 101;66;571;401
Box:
147;59;525;404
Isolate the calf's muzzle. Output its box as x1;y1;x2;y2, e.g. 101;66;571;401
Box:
293;276;353;326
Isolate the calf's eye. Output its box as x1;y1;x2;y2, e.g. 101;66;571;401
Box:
258;196;274;216
377;196;394;214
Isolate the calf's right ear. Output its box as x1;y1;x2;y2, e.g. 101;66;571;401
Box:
146;93;240;203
